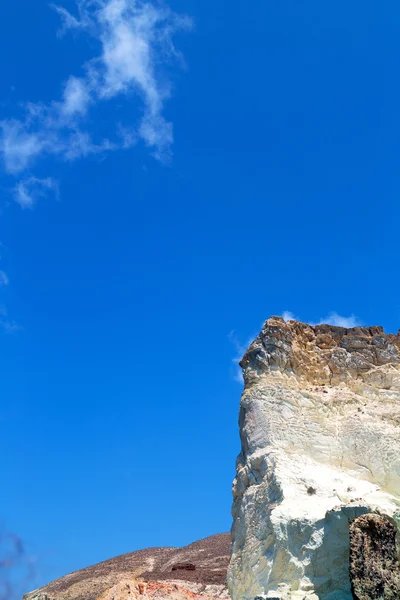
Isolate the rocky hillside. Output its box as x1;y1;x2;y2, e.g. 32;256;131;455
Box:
228;317;400;600
25;534;230;600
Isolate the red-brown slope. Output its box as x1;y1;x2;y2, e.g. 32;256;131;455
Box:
24;534;231;600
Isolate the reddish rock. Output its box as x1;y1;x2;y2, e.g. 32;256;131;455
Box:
24;534;230;600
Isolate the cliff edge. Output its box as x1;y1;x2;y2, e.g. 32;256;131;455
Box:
228;317;400;600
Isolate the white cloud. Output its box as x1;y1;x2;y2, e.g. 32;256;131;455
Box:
61;76;91;117
312;312;361;328
0;0;191;198
229;331;257;385
0;271;9;287
52;4;85;31
0;258;15;334
281;310;361;328
281;310;297;322
0;305;20;333
0;121;46;174
14;177;59;209
0;264;19;334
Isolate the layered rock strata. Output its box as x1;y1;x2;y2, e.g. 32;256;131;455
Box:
228;317;400;600
25;534;230;600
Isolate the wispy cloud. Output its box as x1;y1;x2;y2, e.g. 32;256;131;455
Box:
228;330;256;384
281;310;361;328
0;271;9;287
0;274;18;333
0;305;20;334
0;0;191;331
0;0;192;203
14;177;59;209
310;312;361;328
281;310;296;322
0;241;19;332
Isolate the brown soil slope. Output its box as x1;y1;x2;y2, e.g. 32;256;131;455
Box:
25;534;230;600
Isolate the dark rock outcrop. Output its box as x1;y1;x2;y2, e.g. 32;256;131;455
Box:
350;514;400;600
171;563;196;572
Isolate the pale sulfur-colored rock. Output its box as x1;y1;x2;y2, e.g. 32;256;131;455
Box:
228;317;400;600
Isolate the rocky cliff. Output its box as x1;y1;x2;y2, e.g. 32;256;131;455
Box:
25;534;230;600
228;317;400;600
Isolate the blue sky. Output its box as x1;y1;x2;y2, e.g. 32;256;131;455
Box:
1;0;400;594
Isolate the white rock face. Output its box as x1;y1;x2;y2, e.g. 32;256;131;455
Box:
228;317;400;600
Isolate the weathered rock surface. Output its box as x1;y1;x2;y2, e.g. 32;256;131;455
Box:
25;534;230;600
228;317;400;600
96;579;220;600
349;514;400;600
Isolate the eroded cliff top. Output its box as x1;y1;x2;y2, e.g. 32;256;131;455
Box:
240;316;400;386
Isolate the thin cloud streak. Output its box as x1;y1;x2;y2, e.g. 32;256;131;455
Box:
0;306;20;334
0;272;9;287
14;177;59;209
311;312;361;328
229;330;257;385
281;310;362;328
281;310;296;322
0;249;16;332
